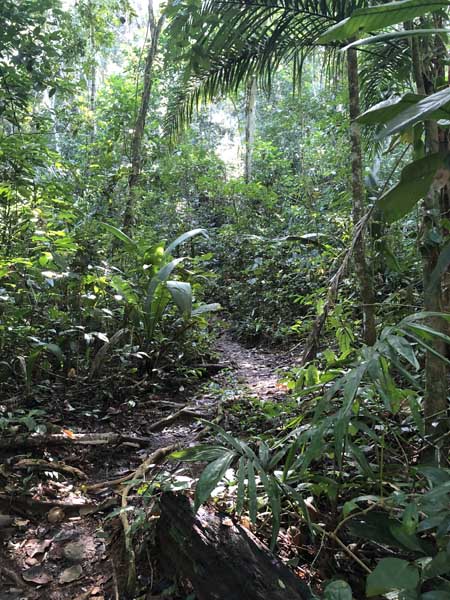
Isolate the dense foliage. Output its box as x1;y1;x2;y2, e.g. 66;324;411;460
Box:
1;0;450;598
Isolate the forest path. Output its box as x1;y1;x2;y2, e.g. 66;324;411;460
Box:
0;334;286;599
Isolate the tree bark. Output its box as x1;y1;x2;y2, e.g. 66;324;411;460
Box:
244;77;257;183
407;25;449;449
157;492;312;600
122;0;164;233
346;48;377;346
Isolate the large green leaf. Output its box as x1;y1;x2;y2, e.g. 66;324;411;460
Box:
377;153;444;223
166;280;192;317
379;87;450;138
194;451;236;510
366;558;420;597
318;0;450;44
144;257;185;313
343;28;450;50
101;222;137;249
170;445;231;462
428;239;450;291
324;580;353;600
165;228;209;255
358;94;425;126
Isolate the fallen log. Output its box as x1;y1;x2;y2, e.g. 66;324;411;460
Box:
0;432;153;449
157;492;313;600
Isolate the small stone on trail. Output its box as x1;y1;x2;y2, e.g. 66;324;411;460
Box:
59;564;83;584
63;541;86;562
22;565;53;585
47;507;65;523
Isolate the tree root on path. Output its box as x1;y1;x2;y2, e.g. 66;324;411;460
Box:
0;565;28;589
0;431;155;449
147;406;205;432
13;458;88;479
0;492;117;519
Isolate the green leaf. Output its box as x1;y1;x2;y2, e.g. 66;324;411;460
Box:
166;280;192;317
165;228;209;255
101;222;137;249
421;593;450;599
194;451;236;510
145;257;185;313
377;153;444;223
386;334;420;370
324;580;353;600
358;93;425;126
191;302;222;316
170;445;230;462
428;239;450;291
366;558;420;597
423;551;450;579
318;0;450;44
236;456;246;515
247;460;258;524
379;88;450;139
256;466;281;550
343;28;450;50
44;343;63;363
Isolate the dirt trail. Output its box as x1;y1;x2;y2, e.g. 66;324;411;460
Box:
0;336;285;599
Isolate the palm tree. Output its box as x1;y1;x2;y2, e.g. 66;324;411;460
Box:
165;0;380;346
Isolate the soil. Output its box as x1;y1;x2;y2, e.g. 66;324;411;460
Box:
0;335;289;600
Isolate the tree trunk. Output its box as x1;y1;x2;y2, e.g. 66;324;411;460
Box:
346;48;377;346
157;492;312;600
244;77;257;183
406;25;448;455
122;0;164;233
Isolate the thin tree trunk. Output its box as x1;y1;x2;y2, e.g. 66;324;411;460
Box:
407;27;449;447
244;77;257;183
122;0;164;233
346;47;377;346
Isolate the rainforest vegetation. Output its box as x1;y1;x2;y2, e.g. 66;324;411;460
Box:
1;0;450;598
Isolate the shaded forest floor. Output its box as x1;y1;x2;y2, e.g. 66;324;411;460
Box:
0;334;293;599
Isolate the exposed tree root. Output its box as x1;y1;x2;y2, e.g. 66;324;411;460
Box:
0;431;154;449
14;458;88;479
0;493;117;518
148;406;205;432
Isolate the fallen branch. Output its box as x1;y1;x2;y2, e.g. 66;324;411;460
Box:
148;407;205;432
0;432;154;449
14;458;87;480
0;493;117;518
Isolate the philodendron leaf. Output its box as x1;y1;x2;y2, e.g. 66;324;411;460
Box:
379;87;450;139
166;280;192;317
323;580;353;600
366;558;420;597
358;94;425;126
318;0;449;44
194;451;236;510
377;153;445;223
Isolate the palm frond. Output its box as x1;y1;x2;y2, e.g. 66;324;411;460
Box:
164;0;342;139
